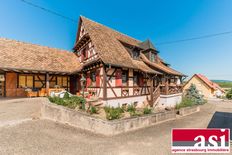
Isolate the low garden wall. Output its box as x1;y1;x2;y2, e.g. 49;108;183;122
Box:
41;99;177;136
40;99;200;136
178;105;200;116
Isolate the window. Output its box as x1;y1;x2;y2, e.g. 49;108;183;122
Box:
49;76;56;88
122;70;128;86
83;49;86;59
18;75;33;88
170;78;175;83
115;69;122;87
132;50;139;59
133;71;139;86
18;74;70;90
90;72;96;82
90;71;96;86
34;75;45;88
150;52;156;62
55;76;69;88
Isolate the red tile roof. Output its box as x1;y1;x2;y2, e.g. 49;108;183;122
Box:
195;74;225;92
79;16;184;76
0;38;81;74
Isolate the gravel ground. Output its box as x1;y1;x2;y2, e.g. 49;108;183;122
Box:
0;99;232;155
0;98;41;123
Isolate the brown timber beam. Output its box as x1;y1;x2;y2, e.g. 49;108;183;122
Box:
102;65;107;100
46;73;49;95
165;76;169;95
150;75;154;106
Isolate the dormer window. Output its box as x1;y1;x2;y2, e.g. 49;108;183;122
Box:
150;52;156;62
132;50;139;59
138;39;159;62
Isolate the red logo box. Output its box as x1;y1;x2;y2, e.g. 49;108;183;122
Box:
172;129;230;153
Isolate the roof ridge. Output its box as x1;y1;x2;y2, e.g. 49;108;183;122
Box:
196;74;216;88
80;16;141;43
0;37;73;54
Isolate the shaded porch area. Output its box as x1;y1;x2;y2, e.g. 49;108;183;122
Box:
0;69;82;98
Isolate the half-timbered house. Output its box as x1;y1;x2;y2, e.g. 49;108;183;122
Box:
73;16;186;107
0;16;186;108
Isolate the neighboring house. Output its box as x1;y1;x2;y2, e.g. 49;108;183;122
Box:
184;74;225;98
0;16;185;107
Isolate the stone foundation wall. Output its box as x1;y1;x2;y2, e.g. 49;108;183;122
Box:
41;99;176;136
178;106;200;116
41;98;200;136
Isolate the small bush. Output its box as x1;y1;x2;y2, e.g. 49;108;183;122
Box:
186;84;206;105
49;96;66;106
176;98;194;109
226;89;232;100
127;104;136;113
48;96;86;109
90;106;97;114
143;107;152;115
104;106;123;120
63;92;70;99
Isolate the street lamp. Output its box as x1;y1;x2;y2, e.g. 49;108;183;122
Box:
80;74;86;98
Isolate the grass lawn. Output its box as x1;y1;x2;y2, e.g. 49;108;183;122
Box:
214;82;232;88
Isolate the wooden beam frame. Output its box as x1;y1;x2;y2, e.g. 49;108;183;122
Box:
149;75;154;105
46;73;49;94
102;65;107;100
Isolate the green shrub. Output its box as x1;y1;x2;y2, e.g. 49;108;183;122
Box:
226;89;232;100
130;111;142;117
104;106;123;120
176;97;194;109
48;96;86;109
49;96;66;106
185;84;206;105
63;92;70;99
127;104;139;116
90;106;97;114
127;104;136;113
143;107;152;115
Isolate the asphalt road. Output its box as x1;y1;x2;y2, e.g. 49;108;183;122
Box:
0;98;232;155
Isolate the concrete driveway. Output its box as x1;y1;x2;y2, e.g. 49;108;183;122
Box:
0;98;41;127
0;98;232;155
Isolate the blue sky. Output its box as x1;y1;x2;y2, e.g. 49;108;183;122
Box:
0;0;232;80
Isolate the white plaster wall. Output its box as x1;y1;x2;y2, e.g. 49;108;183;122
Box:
107;88;121;98
129;78;133;87
108;77;116;87
105;96;148;107
158;93;182;108
107;68;116;88
129;88;133;96
98;88;103;98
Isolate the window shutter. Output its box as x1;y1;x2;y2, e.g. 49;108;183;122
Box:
86;50;88;59
115;69;122;86
96;70;100;87
139;75;144;87
86;73;91;87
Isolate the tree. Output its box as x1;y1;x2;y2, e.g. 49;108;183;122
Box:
185;84;206;104
226;88;232;100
